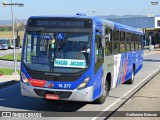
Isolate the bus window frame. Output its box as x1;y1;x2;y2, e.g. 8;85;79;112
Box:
105;28;113;56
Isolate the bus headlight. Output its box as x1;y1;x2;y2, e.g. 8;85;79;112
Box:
77;77;91;89
21;72;47;87
21;72;31;86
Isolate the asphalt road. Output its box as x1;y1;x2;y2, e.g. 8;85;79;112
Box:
0;48;21;70
0;53;160;120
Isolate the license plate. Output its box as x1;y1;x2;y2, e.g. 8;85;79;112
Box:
45;94;59;100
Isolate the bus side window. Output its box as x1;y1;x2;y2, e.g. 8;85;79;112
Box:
113;30;120;54
95;35;104;63
135;35;139;50
139;35;142;50
95;35;104;73
126;32;131;52
105;29;112;56
120;31;126;53
131;33;135;51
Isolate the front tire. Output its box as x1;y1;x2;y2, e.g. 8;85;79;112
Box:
94;81;109;104
127;68;135;84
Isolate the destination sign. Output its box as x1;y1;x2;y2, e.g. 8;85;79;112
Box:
28;18;92;28
33;34;52;40
54;59;86;68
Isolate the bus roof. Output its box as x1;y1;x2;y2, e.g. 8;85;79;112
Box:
28;15;143;35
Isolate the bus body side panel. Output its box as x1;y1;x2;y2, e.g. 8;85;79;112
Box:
103;54;127;90
93;65;103;100
125;52;136;81
103;55;114;89
139;50;143;70
112;54;122;87
112;53;126;88
135;50;143;74
116;53;127;86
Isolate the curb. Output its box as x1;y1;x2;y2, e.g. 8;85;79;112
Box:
0;58;21;62
0;75;20;89
92;67;160;119
106;67;160;118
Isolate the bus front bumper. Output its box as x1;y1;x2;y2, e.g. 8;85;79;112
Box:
20;82;94;102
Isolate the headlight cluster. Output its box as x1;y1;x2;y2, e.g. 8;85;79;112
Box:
21;72;46;87
21;72;30;85
77;77;91;89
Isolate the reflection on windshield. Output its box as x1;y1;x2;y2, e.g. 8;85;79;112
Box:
23;32;91;73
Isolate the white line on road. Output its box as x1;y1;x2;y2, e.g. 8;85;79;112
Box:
91;67;160;120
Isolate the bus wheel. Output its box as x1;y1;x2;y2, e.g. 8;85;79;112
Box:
94;81;109;104
127;68;135;84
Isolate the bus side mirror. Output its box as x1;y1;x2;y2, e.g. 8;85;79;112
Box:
15;36;20;48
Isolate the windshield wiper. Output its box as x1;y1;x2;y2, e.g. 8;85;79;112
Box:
50;30;76;72
57;29;76;50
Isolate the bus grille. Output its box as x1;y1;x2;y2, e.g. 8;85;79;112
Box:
34;89;72;99
30;73;78;81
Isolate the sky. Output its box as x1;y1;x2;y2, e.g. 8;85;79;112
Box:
0;0;160;20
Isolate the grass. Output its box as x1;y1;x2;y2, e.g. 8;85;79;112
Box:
0;31;24;46
0;31;24;38
0;53;21;61
0;68;20;75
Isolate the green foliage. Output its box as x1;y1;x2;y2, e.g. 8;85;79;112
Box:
0;26;12;31
0;68;20;75
0;53;21;62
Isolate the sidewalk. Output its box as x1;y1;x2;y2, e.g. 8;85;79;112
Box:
109;72;160;120
144;48;160;56
0;75;20;85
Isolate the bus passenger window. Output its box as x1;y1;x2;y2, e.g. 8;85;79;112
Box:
120;31;126;53
105;29;112;56
131;33;135;51
126;32;131;51
139;35;142;50
135;35;139;50
113;30;120;54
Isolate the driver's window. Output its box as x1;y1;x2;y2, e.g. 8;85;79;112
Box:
95;35;104;63
94;35;104;73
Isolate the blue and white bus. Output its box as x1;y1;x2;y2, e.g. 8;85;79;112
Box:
20;14;143;104
0;38;14;49
0;38;10;49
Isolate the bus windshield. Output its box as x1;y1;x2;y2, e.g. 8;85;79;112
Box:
23;31;91;73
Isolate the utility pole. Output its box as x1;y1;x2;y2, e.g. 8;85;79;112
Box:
2;0;24;75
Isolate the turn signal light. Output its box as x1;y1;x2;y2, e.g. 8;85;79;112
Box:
28;78;46;87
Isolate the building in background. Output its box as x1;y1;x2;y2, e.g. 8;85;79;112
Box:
105;15;160;46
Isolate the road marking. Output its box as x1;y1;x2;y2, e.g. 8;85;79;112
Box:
91;67;160;120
